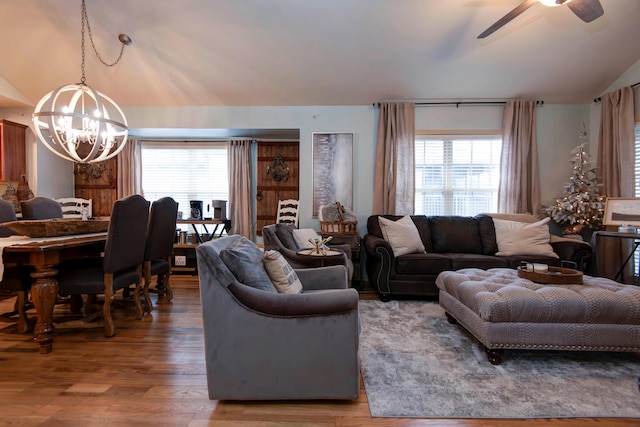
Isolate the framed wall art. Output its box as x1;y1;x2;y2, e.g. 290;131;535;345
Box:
312;132;353;217
603;197;640;226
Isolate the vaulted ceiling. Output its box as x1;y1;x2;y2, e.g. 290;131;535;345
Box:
1;0;639;108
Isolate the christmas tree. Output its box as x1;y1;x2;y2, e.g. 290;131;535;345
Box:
544;130;606;232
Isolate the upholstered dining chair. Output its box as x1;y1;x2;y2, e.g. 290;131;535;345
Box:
55;194;150;336
20;197;64;220
0;198;34;333
142;196;178;312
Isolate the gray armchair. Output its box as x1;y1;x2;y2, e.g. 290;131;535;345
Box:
262;223;354;280
196;235;360;401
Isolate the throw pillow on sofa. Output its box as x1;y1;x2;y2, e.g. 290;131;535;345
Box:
378;215;425;257
493;217;558;258
264;250;303;294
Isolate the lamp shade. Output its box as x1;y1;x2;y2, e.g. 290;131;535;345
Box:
32;83;128;164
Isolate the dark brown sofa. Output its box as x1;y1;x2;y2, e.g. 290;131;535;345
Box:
363;214;592;301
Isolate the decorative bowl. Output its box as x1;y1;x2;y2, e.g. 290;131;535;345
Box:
0;218;109;238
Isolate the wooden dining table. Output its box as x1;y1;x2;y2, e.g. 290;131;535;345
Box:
2;233;107;354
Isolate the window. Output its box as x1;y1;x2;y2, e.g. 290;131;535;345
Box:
415;135;501;216
141;142;229;219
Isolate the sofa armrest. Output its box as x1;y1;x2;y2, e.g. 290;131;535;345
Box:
296;265;348;290
228;282;359;316
550;239;592;272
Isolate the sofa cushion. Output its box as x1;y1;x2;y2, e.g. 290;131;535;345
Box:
493;217;558;258
446;253;509;270
396;253;452;275
263;250;303;294
378;215;425;257
220;239;277;293
275;223;298;250
430;216;483;254
474;214;499;255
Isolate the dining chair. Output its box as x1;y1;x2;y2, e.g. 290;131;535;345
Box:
142;196;178;312
276;199;299;228
0;198;34;333
56;194;150;336
55;197;92;219
20;197;64;220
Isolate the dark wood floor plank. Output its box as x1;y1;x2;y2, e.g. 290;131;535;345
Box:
1;278;639;426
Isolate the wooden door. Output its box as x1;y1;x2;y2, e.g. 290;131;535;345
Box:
0;119;27;181
256;142;299;236
74;159;117;217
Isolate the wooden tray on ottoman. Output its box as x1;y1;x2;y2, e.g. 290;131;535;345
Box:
517;266;583;285
0;219;109;238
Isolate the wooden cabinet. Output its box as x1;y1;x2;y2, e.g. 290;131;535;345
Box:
0;119;27;180
74;159;117;217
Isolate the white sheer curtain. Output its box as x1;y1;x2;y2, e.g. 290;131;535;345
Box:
372;102;415;215
596;86;635;280
497;100;541;215
228;139;253;239
117;138;143;198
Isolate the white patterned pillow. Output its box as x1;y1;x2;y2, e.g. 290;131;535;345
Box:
263;250;303;294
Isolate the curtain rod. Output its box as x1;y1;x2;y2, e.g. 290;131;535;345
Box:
593;81;640;103
372;100;544;108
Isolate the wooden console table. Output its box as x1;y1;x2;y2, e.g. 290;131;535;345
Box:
177;219;231;243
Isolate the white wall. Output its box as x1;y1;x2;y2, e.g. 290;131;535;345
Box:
0;103;590;235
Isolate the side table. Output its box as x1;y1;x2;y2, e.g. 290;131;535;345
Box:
590;230;640;284
321;232;361;288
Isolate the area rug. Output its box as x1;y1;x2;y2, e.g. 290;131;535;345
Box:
359;299;640;418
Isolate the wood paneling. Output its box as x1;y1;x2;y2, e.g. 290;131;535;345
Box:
256;141;299;235
74;159;117;217
0;119;27;181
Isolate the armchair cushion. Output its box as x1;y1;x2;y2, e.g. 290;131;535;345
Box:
220;239;276;293
293;228;323;249
264;250;303;294
275;223;298;249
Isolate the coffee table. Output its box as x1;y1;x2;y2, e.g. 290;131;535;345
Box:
436;268;640;364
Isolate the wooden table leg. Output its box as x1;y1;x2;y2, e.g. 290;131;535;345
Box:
30;266;58;355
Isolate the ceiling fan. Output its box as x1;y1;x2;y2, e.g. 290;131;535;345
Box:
477;0;604;39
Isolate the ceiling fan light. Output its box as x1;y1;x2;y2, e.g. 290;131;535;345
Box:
538;0;571;7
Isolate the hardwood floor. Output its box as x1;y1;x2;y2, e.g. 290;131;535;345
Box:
0;277;638;427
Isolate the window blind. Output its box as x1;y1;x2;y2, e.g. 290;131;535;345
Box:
141;142;229;219
415;136;501;216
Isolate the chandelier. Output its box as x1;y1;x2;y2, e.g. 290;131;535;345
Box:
32;0;132;164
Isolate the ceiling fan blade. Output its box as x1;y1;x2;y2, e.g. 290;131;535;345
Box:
567;0;604;23
478;0;538;39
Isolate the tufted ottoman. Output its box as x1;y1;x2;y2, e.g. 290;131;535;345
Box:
436;268;640;364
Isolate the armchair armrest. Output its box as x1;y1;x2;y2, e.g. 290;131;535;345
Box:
228;282;359;316
296;265;348;290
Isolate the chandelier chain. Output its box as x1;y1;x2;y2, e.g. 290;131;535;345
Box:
80;0;127;84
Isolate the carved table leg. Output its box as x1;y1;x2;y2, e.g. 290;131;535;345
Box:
485;347;504;365
30;266;59;354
